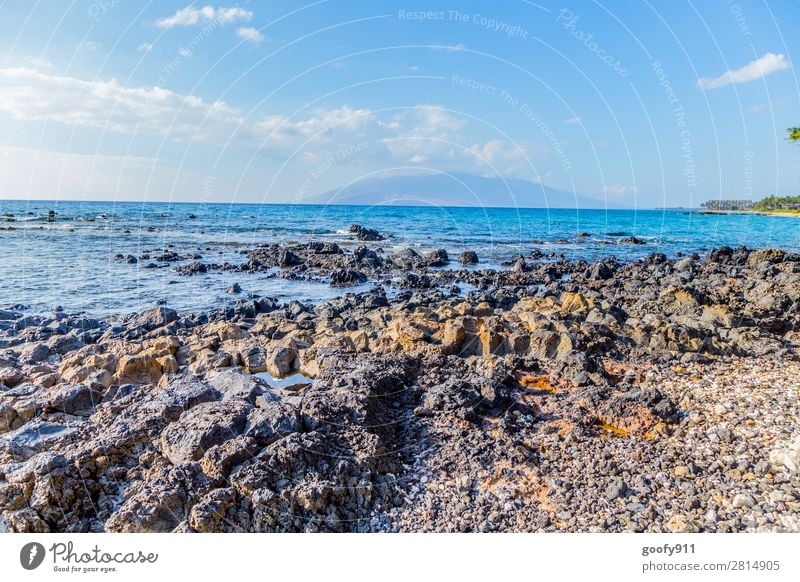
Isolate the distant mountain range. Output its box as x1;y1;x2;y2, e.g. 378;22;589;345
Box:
305;172;616;209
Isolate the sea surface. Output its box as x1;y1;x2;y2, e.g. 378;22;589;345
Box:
1;200;798;317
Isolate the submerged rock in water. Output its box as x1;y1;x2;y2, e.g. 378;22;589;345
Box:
329;268;367;286
458;251;479;265
619;236;646;245
349;224;385;241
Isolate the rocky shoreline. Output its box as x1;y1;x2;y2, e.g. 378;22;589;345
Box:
1;231;799;532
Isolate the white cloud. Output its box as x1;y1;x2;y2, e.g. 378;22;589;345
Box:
179;47;193;58
137;43;153;53
236;27;264;45
467;139;541;176
604;184;638;198
697;53;791;89
251;103;535;176
564;116;581;125
400;105;466;136
439;44;465;52
379;107;538;177
254;106;374;156
0;68;544;178
380;106;466;163
156;5;252;29
82;41;102;52
0;67;243;141
23;57;53;69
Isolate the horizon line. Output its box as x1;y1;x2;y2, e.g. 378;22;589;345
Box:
0;197;689;211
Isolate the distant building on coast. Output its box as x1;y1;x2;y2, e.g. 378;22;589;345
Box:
700;199;754;211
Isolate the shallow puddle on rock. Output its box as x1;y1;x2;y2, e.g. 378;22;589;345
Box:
255;370;313;391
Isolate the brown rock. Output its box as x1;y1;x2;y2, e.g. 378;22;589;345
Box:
560;292;593;314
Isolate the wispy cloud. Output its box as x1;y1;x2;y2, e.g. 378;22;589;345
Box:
0;68;544;178
0;67;243;140
137;43;153;53
253;104;538;176
23;57;53;69
747;103;770;113
604;184;638;198
467;139;544;177
156;5;252;29
697;52;791;89
564;116;581;125
236;27;264;45
254;106;375;152
430;44;466;53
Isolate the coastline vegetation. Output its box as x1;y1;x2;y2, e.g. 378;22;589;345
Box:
700;127;800;215
753;195;800;213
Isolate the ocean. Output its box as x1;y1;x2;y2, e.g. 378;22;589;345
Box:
1;199;798;317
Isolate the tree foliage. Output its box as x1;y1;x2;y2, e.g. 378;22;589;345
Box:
789;127;800;142
753;195;800;211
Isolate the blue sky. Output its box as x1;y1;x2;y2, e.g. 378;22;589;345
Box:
0;0;797;207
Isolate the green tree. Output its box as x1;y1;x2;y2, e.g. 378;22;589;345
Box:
789;127;800;142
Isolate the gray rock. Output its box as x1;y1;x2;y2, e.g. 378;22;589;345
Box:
426;249;449;267
349;224;385;242
105;462;214;532
389;248;423;270
45;333;84;355
267;347;297;377
151;374;222;420
159;400;250;465
588;262;614;280
39;383;102;415
0;367;23;387
131;307;178;331
200;436;259;480
0;421;78;459
244;403;300;446
606;479;628;501
205;368;266;404
330;269;367;287
18;343;51;365
458;251;479;265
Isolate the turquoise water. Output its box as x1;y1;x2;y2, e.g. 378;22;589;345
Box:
1;200;798;316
